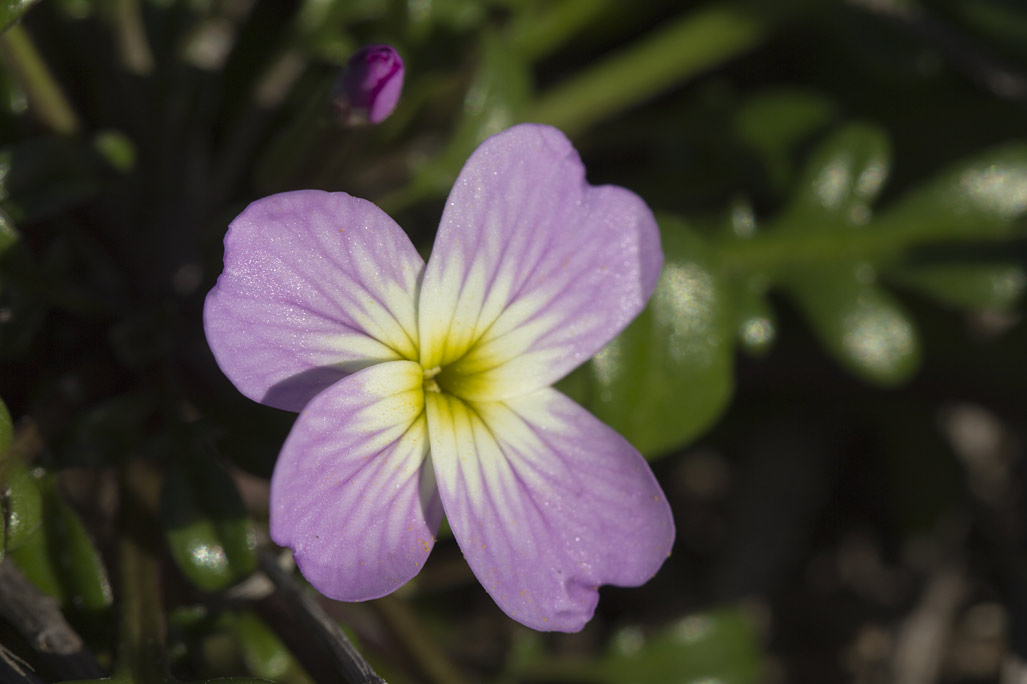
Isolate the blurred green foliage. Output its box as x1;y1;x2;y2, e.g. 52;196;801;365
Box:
0;0;39;34
559;216;735;456
161;455;257;592
7;473;113;646
0;0;1024;682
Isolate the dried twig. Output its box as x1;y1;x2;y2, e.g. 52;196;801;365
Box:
0;561;105;681
0;644;45;684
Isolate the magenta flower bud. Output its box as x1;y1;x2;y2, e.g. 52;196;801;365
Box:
333;44;404;126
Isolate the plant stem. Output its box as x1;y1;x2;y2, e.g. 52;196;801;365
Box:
528;2;772;135
714;224;1018;277
506;0;615;61
258;551;386;684
113;460;166;684
0;24;79;135
374;596;471;684
110;0;154;75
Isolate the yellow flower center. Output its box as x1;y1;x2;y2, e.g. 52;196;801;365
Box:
422;365;442;393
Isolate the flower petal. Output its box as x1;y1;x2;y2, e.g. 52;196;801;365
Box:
424;387;674;631
204;190;423;412
418;124;662;401
270;360;441;600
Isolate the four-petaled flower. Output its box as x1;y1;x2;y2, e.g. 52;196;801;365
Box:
204;124;675;631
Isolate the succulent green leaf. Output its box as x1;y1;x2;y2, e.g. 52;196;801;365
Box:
0;209;16;259
785;122;891;228
7;518;62;599
233;611;313;684
0;395;11;454
2;459;41;550
161;458;257;592
8;476;113;620
406;0;486;35
0;0;39;35
46;479;113;611
93;130;136;173
733;88;838;194
785;266;921;386
876;143;1027;242
888;262;1027;312
559;215;734;458
732;281;777;357
589;608;763;684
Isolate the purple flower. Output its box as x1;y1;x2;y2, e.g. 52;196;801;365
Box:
333;44;404;125
204;124;674;631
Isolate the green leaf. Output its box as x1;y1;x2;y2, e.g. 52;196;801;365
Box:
876;143;1027;242
719;124;1027;386
0;0;39;35
559;216;734;457
733;88;838;194
589;608;763;684
506;0;615;60
784;122;891;228
93;130;136;173
2;459;42;550
785;266;921;386
44;478;112;610
7;515;62;598
0;209;15;258
161;457;258;592
888;262;1027;312
8;476;113;631
732;281;776;356
0;394;11;454
529;2;774;135
233;611;313;684
406;0;486;35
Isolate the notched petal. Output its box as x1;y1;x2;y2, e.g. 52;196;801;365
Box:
425;387;674;631
418;124;662;401
204;190;423;412
270;361;441;601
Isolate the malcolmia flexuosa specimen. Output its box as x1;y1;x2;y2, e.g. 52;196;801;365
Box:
204;124;674;631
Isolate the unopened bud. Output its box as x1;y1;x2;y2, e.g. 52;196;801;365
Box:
333;44;404;126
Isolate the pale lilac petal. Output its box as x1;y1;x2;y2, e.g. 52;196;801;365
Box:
424;387;674;631
270;361;441;600
418;123;662;401
204;190;423;411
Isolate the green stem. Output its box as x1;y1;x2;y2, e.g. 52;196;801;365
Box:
506;0;616;61
0;24;79;135
113;461;166;684
715;223;1017;277
528;2;773;135
374;596;472;684
110;0;154;75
